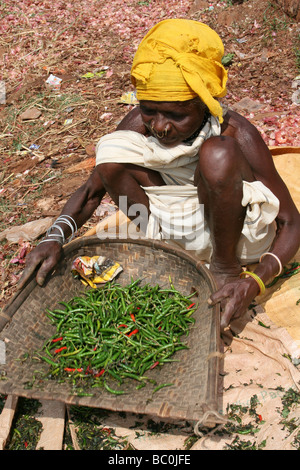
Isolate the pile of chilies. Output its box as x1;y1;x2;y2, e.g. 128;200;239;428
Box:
39;279;197;395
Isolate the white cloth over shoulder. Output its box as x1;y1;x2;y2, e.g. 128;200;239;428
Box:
96;115;220;180
96;116;279;262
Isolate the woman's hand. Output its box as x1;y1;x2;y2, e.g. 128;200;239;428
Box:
208;276;260;331
18;241;63;289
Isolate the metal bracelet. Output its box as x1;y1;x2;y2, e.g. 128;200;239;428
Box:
45;215;78;244
259;252;282;277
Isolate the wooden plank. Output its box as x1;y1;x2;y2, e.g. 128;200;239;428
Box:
35;400;66;450
0;395;18;450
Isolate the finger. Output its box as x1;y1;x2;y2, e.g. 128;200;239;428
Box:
208;288;229;306
220;299;236;331
35;257;59;286
36;268;49;286
17;262;40;290
36;269;47;286
18;251;57;289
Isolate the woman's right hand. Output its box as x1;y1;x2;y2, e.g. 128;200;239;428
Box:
17;241;63;289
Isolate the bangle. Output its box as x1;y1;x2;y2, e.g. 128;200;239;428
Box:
259;252;282;277
240;271;266;295
38;237;64;246
38;215;78;247
57;214;78;233
48;223;66;243
47;215;78;244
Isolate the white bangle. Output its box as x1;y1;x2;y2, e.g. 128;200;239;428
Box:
55;217;75;241
57;214;78;233
259;252;283;277
38;237;64;246
47;223;66;244
44;215;78;246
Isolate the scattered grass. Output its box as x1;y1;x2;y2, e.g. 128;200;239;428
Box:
263;1;294;32
5;398;43;450
279;388;300;449
1;388;299;450
65;406;131;450
4;91;89;154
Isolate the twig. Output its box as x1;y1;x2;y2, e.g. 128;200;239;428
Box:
0;134;13;139
0;173;14;185
54;20;77;41
21;169;54;187
30;129;53;144
61;101;92;111
3;30;35;38
20;46;42;60
56;118;87;135
21;144;45;161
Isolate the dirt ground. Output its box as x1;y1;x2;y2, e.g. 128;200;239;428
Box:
0;0;299;307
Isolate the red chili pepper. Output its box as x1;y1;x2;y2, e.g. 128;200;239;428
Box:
150;361;160;369
94;368;105;377
52;336;63;343
258;414;263;421
187;303;195;309
130;313;136;322
126;328;139;337
102;427;111;435
24;441;28;448
285;265;300;275
64;367;83;372
54;346;67;354
118;324;128;328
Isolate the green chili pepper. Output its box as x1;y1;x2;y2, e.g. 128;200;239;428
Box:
37;278;197;395
103;380;126;395
152;383;174;394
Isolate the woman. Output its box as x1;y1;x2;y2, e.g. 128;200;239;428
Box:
19;19;300;330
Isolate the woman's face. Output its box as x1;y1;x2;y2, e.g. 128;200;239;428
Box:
139;98;207;147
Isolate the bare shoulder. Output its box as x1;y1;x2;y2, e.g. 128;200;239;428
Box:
221;109;263;146
220;110;299;213
221;109;275;172
116;106;147;134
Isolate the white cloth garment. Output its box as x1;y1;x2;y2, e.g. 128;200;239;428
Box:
96;116;279;262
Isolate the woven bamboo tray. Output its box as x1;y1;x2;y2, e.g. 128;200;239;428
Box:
0;237;221;424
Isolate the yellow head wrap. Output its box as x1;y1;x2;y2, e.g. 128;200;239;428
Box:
131;19;228;123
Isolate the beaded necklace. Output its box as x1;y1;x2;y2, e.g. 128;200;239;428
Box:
183;109;210;146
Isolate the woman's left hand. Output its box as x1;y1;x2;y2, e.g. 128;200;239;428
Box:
208;277;260;331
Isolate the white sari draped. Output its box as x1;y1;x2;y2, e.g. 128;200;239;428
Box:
96;116;279;262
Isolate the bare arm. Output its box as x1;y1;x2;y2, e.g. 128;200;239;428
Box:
18;107;144;288
58;168;106;237
210;111;300;328
236;113;300;276
18;167;106;288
